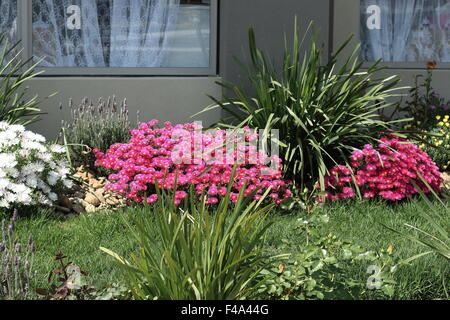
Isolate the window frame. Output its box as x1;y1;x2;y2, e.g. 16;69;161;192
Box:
16;0;218;76
335;0;450;70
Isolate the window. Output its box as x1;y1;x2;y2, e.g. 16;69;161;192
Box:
0;0;17;43
0;0;217;75
360;0;450;63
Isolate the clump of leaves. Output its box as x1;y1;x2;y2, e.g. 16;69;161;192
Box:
36;253;96;300
60;96;132;175
254;213;399;300
0;209;36;300
95;282;133;301
383;62;449;132
0;33;51;125
101;171;276;300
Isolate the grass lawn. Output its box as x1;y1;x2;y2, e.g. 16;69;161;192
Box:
7;198;449;300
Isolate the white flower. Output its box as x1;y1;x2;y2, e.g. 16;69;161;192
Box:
9;124;26;134
48;192;58;201
38;152;52;163
63;179;74;189
47;171;59;186
22;130;45;142
0;123;72;209
0;153;17;168
16;192;33;205
0;178;9;189
0;199;9;208
49;144;66;154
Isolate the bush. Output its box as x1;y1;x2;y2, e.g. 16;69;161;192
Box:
255;213;398;300
101;181;275;300
1;210;36;300
94;120;291;204
61;96;132;173
421;116;450;171
321;136;443;202
0;122;72;209
0;33;47;125
389;62;450;131
198;19;404;189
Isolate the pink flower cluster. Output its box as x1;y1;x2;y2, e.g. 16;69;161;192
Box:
319;136;443;202
94;120;291;205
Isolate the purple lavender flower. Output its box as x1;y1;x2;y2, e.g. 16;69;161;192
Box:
430;105;437;110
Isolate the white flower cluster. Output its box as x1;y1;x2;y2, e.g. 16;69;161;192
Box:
0;122;73;209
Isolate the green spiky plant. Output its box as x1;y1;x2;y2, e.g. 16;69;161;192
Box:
100;172;276;300
0;33;49;125
197;19;407;191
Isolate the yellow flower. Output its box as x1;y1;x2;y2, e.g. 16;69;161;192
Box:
387;245;394;254
439;122;444;126
436;115;441;120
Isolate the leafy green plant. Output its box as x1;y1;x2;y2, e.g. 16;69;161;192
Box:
197;19;405;190
94;282;133;301
60;96;132;173
255;213;399;300
0;33;48;125
383;62;449;132
101;175;275;300
0;209;36;300
36;253;96;300
419;115;450;171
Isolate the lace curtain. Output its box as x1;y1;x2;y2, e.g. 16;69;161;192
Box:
0;0;17;43
32;0;180;67
361;0;450;62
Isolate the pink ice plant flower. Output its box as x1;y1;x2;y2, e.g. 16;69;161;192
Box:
318;135;443;202
94;120;291;204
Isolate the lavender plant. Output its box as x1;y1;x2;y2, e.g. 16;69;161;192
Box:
0;209;36;300
60;96;132;174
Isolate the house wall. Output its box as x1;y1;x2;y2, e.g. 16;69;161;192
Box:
26;0;332;139
219;0;331;87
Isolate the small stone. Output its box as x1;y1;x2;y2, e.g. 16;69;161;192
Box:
74;191;85;198
72;203;86;214
106;198;118;206
85;204;97;213
92;181;104;189
59;196;73;210
94;190;106;203
84;193;101;207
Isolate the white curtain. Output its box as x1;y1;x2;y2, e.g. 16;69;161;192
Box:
32;0;180;67
0;0;17;42
361;0;450;62
110;0;179;67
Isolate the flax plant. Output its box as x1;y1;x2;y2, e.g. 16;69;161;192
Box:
197;19;407;190
101;172;275;300
0;33;48;125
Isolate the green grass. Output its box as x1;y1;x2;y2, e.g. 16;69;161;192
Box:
6;207;144;292
6;197;449;300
